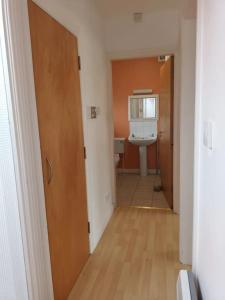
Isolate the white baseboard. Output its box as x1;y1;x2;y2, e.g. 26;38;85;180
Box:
117;168;160;175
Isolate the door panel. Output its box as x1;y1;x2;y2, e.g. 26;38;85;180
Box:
159;57;174;208
28;2;89;299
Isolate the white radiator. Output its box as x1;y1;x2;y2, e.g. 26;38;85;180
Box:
177;270;198;300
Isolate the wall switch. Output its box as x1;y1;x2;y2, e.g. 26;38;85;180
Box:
86;106;99;119
203;121;213;150
91;106;97;119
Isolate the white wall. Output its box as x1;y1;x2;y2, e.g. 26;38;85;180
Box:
104;10;180;59
193;0;225;298
0;12;28;298
32;0;115;252
181;0;197;19
179;19;196;264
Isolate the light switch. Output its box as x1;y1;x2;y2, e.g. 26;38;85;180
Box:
86;106;99;119
91;106;97;119
203;121;213;150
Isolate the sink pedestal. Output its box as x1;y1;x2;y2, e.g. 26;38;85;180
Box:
128;135;157;177
139;145;148;176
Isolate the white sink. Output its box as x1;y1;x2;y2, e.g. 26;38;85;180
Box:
128;134;157;176
128;135;157;146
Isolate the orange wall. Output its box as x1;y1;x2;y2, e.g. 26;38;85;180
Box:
112;57;162;169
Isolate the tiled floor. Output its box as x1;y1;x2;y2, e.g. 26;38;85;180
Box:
116;174;170;209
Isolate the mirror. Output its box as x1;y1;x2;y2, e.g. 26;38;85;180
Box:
129;95;158;121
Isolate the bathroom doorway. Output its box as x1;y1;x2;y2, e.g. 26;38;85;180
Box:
112;56;174;209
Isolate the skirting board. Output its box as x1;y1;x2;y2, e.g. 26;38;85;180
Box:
117;168;160;175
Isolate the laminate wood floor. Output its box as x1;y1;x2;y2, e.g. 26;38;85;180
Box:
69;207;186;300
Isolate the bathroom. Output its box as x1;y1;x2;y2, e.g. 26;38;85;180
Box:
112;56;174;209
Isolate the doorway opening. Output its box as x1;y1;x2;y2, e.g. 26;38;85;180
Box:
112;55;174;210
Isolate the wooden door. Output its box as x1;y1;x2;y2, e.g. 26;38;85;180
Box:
28;2;89;299
159;57;174;208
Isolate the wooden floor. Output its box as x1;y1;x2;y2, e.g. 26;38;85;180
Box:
69;207;184;300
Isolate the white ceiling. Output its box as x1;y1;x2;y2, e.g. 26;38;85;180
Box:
94;0;180;18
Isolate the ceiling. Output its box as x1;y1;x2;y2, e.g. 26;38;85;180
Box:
94;0;180;18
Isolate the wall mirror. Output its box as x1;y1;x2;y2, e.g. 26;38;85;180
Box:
128;95;159;121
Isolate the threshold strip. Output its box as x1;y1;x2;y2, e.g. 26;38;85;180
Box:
126;205;172;212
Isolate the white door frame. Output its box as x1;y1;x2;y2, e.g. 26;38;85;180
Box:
109;51;180;214
192;0;203;274
1;0;54;299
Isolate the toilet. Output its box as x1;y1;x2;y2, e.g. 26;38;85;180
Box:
114;138;125;169
114;154;120;167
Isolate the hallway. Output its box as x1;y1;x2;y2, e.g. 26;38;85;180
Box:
69;207;182;300
3;0;225;298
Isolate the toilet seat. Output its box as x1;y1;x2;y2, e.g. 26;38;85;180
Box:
114;154;120;167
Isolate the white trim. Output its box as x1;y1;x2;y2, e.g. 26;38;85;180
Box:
0;9;29;298
110;52;180;214
173;50;180;215
1;0;53;299
192;0;203;275
177;271;192;300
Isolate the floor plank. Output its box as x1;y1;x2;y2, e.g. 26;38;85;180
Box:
69;207;184;300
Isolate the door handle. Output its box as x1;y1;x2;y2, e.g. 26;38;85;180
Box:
46;157;53;184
